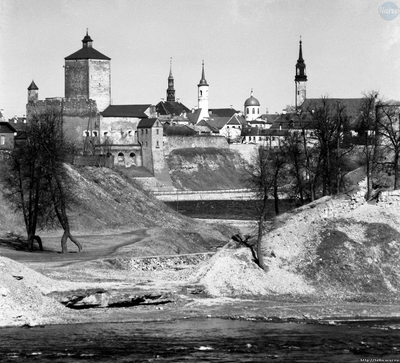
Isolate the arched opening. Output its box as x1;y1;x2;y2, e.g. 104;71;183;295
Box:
117;152;125;166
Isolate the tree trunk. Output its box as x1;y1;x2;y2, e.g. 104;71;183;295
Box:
392;153;399;190
256;195;269;272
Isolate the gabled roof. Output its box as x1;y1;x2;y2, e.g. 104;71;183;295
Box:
207;116;231;130
101;105;151;118
196;119;219;133
155;101;190;116
187;109;202;124
0;122;17;133
226;115;242;126
163;124;197;136
209;108;238;117
137;118;159;129
261;114;279;124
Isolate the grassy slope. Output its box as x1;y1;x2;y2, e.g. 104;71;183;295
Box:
166;148;249;190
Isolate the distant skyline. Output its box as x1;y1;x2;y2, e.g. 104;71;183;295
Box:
1;0;400;120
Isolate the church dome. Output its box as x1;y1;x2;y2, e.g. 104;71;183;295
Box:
244;91;260;107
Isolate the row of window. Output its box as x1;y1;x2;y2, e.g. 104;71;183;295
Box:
246;107;260;115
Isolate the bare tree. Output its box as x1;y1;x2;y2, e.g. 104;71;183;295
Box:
2;106;82;252
375;101;400;190
246;145;288;271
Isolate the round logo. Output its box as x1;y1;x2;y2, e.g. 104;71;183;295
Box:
379;2;400;20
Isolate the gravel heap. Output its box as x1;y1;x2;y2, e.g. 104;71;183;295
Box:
191;247;314;297
0;256;73;327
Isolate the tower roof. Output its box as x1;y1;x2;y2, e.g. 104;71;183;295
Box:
27;80;38;90
198;60;209;86
295;36;307;82
297;37;304;63
65;31;111;60
244;90;260;107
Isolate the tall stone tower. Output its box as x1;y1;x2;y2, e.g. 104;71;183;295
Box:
64;31;111;112
27;80;39;103
295;37;307;109
198;60;209;120
166;58;175;102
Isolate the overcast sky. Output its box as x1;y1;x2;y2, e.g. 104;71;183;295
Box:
1;0;399;119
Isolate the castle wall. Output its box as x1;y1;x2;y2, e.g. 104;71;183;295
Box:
89;60;111;112
163;135;228;155
26;98;99;148
100;116;140;144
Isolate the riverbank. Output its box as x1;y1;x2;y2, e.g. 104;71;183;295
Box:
1;221;400;329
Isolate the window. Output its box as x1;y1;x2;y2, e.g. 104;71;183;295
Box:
0;136;4;145
83;130;90;137
146;129;148;135
156;140;160;148
141;129;144;134
104;131;108;136
252;108;255;114
130;152;136;158
156;129;159;135
92;131;98;137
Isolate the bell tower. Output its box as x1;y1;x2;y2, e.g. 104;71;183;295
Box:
198;60;209;120
166;58;175;102
295;37;307;109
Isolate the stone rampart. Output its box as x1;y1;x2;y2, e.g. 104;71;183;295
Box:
164;135;228;155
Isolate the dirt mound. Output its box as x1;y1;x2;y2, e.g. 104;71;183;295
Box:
261;195;400;298
191;247;314;297
0;256;73;326
166;148;248;190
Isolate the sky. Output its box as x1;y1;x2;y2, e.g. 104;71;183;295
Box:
1;0;400;119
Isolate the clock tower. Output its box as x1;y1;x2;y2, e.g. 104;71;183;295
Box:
295;37;307;109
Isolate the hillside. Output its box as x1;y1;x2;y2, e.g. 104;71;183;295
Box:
0;163;234;254
166;147;249;190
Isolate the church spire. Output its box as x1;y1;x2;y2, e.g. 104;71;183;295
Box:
166;57;175;102
198;60;208;86
295;36;307;82
295;36;307;109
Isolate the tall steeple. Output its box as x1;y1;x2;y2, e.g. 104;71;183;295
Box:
295;36;307;109
166;58;175;102
197;60;209;121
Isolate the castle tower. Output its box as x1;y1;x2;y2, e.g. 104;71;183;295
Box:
27;80;38;103
244;89;261;121
295;37;307;109
64;30;111;112
166;58;175;102
198;60;209;120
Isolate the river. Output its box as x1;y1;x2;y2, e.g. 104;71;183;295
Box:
0;318;399;362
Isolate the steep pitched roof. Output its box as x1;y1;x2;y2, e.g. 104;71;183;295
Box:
196;119;219;133
163;124;197;136
0;122;17;133
209;108;238;117
137;118;159;129
155;101;190;116
187;109;202;124
101;105;151;118
207;116;231;130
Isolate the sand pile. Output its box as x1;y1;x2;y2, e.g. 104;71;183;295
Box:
0;256;72;327
191;247;314;297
